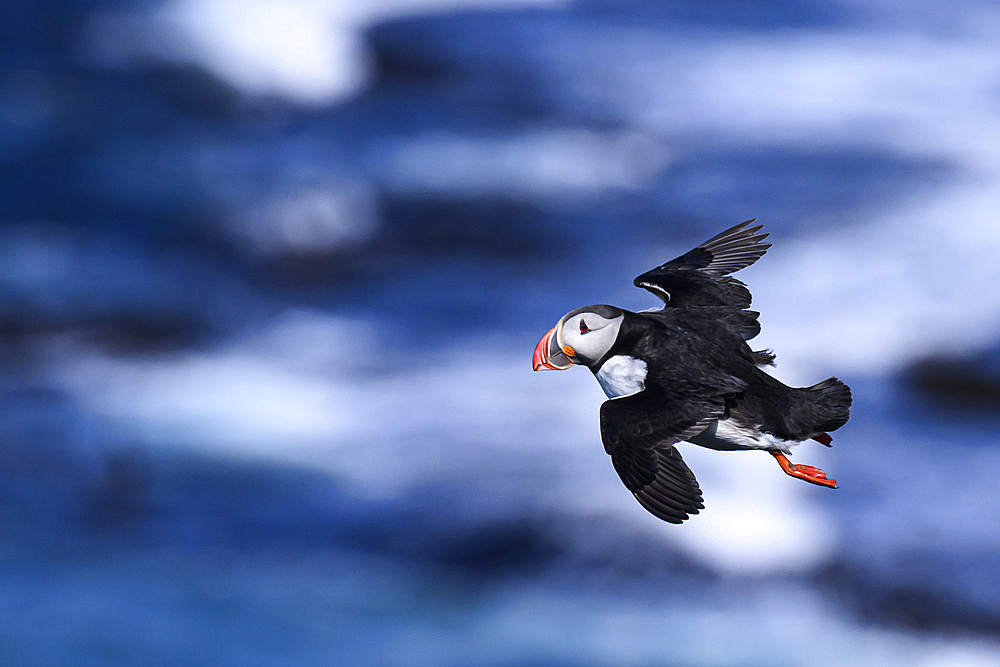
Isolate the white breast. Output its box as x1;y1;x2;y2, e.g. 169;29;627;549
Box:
595;355;647;399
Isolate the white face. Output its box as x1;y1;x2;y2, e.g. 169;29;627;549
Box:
555;309;623;367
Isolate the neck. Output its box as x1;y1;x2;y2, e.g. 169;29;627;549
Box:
591;310;646;371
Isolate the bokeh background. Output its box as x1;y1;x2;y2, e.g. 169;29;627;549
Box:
3;1;1000;664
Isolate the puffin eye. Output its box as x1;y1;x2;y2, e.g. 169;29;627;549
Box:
579;319;591;334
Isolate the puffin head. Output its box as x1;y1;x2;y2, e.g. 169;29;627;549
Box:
532;305;624;371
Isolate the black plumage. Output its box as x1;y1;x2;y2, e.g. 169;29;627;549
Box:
633;220;770;310
600;375;743;523
537;220;852;524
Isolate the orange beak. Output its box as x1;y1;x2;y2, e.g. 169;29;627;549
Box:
532;325;573;371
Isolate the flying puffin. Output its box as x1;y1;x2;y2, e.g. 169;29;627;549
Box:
532;220;852;524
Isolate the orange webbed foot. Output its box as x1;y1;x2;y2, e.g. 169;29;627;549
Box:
770;451;838;489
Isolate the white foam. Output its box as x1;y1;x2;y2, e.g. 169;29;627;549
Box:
553;27;1000;154
87;0;564;105
227;179;378;258
369;128;670;198
668;445;838;575
745;185;1000;384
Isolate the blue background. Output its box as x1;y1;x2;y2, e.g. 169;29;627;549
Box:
2;1;1000;664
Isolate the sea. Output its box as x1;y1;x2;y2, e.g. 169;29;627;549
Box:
2;0;1000;664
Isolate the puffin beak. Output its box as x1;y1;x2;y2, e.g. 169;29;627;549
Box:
533;325;573;371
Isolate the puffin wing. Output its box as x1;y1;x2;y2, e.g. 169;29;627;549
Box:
600;391;728;524
634;220;770;309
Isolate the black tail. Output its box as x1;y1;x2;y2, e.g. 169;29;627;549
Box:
802;377;852;433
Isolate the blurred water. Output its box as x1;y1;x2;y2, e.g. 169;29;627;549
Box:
2;0;1000;664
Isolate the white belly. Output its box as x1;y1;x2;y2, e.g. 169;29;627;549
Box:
689;418;797;453
595;355;647;399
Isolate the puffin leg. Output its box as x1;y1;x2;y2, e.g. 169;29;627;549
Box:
770;451;838;489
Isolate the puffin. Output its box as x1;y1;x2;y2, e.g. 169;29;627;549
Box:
532;220;852;524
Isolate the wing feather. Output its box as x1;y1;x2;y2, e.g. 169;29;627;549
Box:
633;219;771;310
600;391;728;524
694;220;771;275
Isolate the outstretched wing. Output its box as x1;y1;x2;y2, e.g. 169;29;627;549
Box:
634;220;770;310
600;390;729;524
